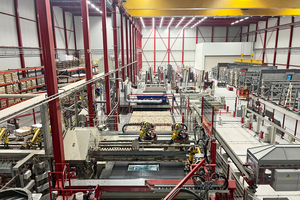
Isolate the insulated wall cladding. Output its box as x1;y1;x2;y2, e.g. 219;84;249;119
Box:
142;25;244;71
0;1;76;71
253;16;300;69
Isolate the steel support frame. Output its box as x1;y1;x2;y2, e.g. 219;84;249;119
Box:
34;0;44;66
81;0;95;126
125;17;130;79
101;0;111;115
113;4;120;114
168;28;171;63
240;27;242;42
51;5;57;58
286;16;294;69
262;20;268;64
211;26;214;42
182;28;185;64
129;22;133;81
133;26;136;83
120;11;125;81
196;27;198;44
72;14;77;51
62;10;69;55
154;27;156;73
38;0;65;169
273;17;280;66
246;25;249;42
254;23;258;42
14;0;26;78
225;26;228;42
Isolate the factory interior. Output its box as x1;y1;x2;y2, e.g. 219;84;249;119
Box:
1;0;300;200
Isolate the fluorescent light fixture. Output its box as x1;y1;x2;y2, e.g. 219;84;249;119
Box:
231;22;234;25
204;16;207;19
235;20;239;23
160;17;164;28
240;19;244;21
87;1;91;4
140;17;145;28
167;18;174;29
191;19;203;28
96;8;99;11
91;4;95;8
100;10;102;14
175;17;185;28
153;18;155;29
245;17;249;19
183;17;195;29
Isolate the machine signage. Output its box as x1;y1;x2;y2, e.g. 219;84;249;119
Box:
202;116;212;135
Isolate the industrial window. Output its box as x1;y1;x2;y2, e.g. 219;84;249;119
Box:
127;164;159;171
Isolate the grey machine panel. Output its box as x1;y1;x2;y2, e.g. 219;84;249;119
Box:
271;169;300;191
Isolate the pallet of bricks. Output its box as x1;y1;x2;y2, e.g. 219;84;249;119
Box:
0;72;19;109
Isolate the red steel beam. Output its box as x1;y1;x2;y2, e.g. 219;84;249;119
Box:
182;28;185;64
262;21;268;63
211;26;214;42
196;27;198;44
168;28;170;63
14;0;26;78
120;11;125;81
133;26;136;83
125;17;129;79
286;16;294;69
51;5;57;58
129;22;133;81
38;0;65;170
246;25;249;42
81;0;95;126
163;158;206;200
72;14;77;51
113;4;120;114
63;10;69;55
225;26;228;42
254;22;258;42
34;0;44;66
101;0;112;115
154;27;156;73
240;27;242;42
273;17;280;66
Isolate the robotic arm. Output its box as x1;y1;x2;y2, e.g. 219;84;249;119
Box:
188;145;201;164
0;128;9;148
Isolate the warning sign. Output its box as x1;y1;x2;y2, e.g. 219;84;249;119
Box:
287;174;290;177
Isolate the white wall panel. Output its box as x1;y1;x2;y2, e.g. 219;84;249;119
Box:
68;32;75;49
265;52;274;64
241;26;248;42
228;26;241;42
74;16;83;50
267;18;278;28
248;24;256;42
294;16;300;22
290;52;300;66
18;0;35;21
214;27;226;42
279;16;292;25
25;57;40;67
277;29;290;48
291;27;300;47
198;27;211;42
0;14;18;46
20;19;39;47
276;53;287;65
1;58;21;70
53;7;63;27
55;27;65;49
0;0;14;15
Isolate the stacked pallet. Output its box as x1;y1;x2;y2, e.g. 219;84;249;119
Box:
127;111;173;131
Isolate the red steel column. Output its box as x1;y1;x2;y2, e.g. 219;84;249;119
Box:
63;10;69;55
196;27;198;44
101;0;111;115
113;4;120;114
294;120;298;137
38;0;65;168
132;26;136;83
139;32;142;70
154;27;156;73
50;5;57;58
281;114;285;138
246;25;249;42
129;22;133;81
125;17;129;79
273;17;280;66
81;0;95;126
34;0;44;66
211;26;214;42
262;20;268;64
240;27;242;42
225;26;228;42
168;28;170;63
254;22;258;42
286;16;294;69
182;28;185;64
14;0;26;77
73;15;77;51
120;10;125;81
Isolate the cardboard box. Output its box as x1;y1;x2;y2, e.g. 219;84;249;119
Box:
8;99;14;105
5;85;13;94
15;126;32;137
31;79;37;87
12;84;19;92
0;87;5;94
0;74;5;84
11;72;18;81
15;98;21;103
4;74;12;83
1;100;6;109
20;82;27;90
26;80;32;89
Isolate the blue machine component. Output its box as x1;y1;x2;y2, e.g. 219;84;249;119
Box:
137;95;167;102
